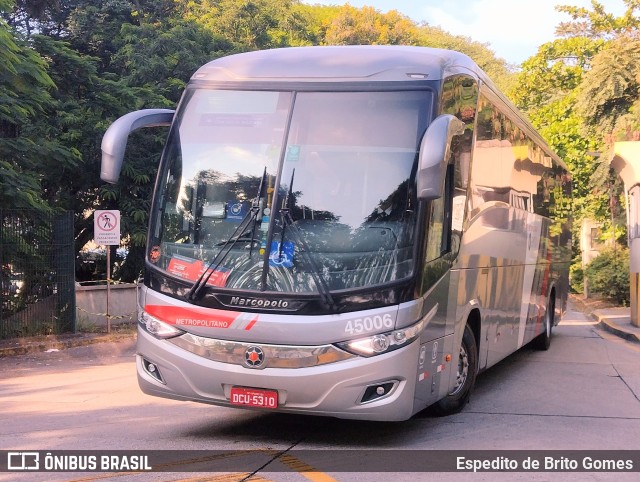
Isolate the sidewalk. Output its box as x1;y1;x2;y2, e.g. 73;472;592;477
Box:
0;329;135;358
567;293;640;343
591;307;640;343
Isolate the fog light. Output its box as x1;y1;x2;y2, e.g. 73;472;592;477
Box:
142;357;165;383
360;381;397;404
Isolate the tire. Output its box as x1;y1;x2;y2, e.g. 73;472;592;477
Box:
432;323;478;416
533;297;554;351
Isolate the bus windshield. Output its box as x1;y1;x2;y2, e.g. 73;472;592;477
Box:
149;88;431;294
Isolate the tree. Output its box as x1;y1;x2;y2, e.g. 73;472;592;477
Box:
556;0;640;39
510;37;602;109
0;0;66;214
294;3;340;46
554;0;640;142
181;0;308;50
554;1;640;231
324;5;417;46
113;19;232;103
576;36;640;137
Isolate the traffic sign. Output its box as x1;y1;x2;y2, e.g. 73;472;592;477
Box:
94;210;121;245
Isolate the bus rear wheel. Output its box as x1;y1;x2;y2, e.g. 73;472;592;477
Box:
432;323;477;416
533;297;554;351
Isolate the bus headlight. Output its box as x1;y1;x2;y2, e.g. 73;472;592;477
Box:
139;310;184;339
335;317;427;357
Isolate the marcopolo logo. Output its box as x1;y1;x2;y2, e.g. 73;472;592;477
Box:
230;297;289;309
231;297;289;309
214;294;306;311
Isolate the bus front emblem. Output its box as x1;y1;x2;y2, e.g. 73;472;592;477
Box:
244;346;265;368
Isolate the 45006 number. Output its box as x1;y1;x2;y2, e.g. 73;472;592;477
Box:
344;314;394;335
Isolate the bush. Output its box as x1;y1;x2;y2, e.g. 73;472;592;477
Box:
584;247;630;305
569;260;584;294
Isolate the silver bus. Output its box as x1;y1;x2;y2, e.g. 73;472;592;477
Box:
101;46;571;421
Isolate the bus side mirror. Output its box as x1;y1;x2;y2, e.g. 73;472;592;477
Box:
101;109;175;184
416;114;465;200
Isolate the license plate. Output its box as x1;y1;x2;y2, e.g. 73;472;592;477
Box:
230;387;278;409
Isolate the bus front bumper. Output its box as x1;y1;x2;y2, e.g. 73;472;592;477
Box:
136;327;421;421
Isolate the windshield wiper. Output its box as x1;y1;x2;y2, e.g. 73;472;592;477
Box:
277;169;337;312
277;169;295;262
186;167;267;301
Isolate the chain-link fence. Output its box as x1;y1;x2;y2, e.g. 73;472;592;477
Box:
0;210;75;339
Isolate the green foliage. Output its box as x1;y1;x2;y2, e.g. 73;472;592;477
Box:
584;247;630;305
0;1;61;216
575;36;640;134
569;259;584;294
182;0;309;50
324;5;417;45
510;37;602;110
113;19;231;103
556;0;640;39
542;5;640;241
0;157;47;211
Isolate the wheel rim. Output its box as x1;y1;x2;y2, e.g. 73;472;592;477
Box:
450;342;469;395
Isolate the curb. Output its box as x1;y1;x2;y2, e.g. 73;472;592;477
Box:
0;332;136;358
568;297;640;344
597;318;640;343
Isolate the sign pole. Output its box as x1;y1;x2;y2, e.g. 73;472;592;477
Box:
106;247;111;333
94;210;121;334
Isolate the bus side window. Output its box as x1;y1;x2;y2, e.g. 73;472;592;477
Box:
425;196;445;263
425;165;455;263
420;166;456;292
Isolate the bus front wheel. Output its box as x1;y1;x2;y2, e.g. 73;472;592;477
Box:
432;323;478;416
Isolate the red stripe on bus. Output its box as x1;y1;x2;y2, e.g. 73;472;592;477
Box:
146;305;258;330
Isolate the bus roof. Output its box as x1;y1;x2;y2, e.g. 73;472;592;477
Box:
190;45;565;169
191;45;482;83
